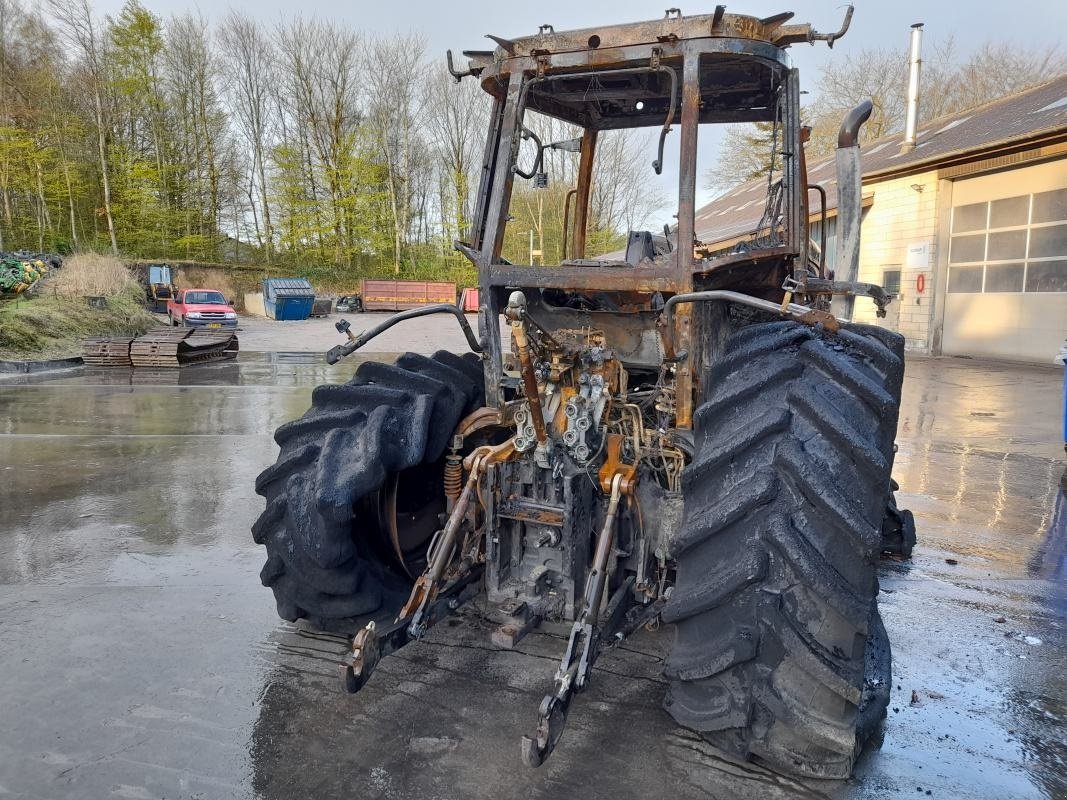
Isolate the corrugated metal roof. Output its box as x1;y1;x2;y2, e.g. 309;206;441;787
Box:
263;278;313;290
263;277;314;298
694;74;1067;248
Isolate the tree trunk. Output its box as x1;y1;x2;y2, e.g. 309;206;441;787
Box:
256;147;273;262
93;84;119;255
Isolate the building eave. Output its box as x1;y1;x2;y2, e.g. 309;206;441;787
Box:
862;127;1067;183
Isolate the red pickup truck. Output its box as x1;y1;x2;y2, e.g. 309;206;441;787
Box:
167;288;238;329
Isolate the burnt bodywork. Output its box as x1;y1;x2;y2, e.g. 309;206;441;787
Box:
451;10;864;428
324;5;895;775
442;10;855;628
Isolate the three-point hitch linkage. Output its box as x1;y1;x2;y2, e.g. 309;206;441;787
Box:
336;297;668;767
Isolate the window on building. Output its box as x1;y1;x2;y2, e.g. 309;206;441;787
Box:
882;268;901;296
809;216;838;272
948;265;983;293
948;189;1067;293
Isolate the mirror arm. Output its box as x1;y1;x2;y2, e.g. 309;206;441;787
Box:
512;127;545;180
652;66;679;175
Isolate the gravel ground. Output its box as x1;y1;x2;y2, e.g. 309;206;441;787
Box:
156;311;489;356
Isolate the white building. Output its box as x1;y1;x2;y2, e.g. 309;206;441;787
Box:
696;75;1067;363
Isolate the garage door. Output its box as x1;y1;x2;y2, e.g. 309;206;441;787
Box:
943;161;1067;362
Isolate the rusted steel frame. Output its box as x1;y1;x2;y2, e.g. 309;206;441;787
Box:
807;184;828;277
469;93;506;250
797;121;812;278
471;10;843;63
561;187;578;259
488;267;680;291
481;286;506;409
510;316;548;445
674;45;701;285
661;291;832;361
477;72;526;408
673;302;695;429
672;46;702;429
478;39;787;103
482;71;526;265
570;129;598;259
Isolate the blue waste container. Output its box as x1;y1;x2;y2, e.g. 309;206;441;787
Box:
262;278;315;321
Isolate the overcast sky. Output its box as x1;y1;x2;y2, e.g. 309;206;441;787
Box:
78;0;1067;221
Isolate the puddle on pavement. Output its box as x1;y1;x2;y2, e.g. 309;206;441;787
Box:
1;353;1064;799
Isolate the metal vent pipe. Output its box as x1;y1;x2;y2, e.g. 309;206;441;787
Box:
901;23;923;152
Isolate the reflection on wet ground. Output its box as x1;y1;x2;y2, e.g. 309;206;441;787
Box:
0;352;1064;799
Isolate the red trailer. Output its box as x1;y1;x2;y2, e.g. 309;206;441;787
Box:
360;279;456;311
459;287;479;312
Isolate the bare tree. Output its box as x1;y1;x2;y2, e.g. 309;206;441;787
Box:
276;17;362;263
363;33;429;273
424;67;488;244
47;0;118;254
708;37;1066;190
166;13;229;252
218;11;276;260
591;129;666;234
503;111;666;263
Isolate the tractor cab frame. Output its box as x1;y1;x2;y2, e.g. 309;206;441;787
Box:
449;8;861;427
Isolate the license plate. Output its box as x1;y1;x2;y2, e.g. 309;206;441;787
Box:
207;323;221;329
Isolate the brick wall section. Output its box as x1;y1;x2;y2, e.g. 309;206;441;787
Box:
849;170;940;353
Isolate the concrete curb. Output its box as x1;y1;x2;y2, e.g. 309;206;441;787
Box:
0;356;84;374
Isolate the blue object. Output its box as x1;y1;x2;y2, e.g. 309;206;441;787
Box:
262;278;315;321
148;264;172;285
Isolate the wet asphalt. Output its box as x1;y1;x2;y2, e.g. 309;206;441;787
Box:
0;347;1064;800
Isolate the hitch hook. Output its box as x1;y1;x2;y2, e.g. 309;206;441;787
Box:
521;473;625;767
521;669;576;767
343;621;381;693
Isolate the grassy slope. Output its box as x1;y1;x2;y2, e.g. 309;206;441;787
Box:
0;284;159;361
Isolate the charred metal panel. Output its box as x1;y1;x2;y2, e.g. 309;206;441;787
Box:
484;457;594;620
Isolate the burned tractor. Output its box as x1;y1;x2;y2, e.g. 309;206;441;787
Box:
253;5;915;779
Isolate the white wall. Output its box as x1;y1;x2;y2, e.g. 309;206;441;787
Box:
849;171;940;353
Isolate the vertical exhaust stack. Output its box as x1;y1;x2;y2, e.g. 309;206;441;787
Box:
901;23;924;152
835;100;873;318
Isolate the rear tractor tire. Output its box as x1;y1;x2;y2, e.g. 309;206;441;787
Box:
252;350;484;632
880;480;917;559
665;320;903;779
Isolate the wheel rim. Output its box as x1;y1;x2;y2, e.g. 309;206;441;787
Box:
375;461;445;577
